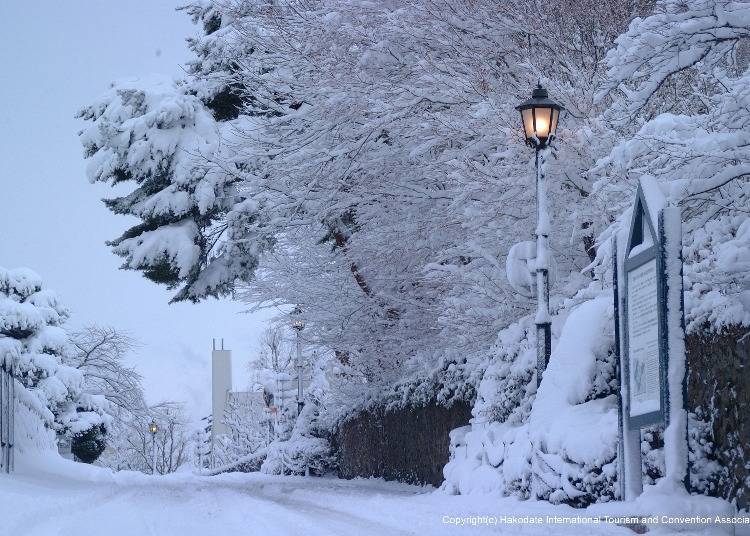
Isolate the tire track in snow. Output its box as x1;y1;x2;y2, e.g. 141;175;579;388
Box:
233;480;417;535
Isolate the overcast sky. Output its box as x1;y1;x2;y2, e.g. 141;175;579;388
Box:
0;1;271;422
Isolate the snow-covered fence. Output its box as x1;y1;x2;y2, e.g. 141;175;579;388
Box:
0;362;15;473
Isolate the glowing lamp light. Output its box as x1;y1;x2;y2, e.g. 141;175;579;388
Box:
516;84;562;148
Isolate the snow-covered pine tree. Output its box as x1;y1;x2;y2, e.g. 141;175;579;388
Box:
77;70;272;302
0;267;106;444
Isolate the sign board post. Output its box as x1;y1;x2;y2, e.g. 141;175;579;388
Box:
614;177;689;500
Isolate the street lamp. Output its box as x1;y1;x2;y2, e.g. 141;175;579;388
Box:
517;84;561;149
515;83;562;386
148;419;158;475
291;310;305;415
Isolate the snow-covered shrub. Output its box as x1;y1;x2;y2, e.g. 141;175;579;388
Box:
261;396;335;476
640;426;665;487
685;325;750;508
441;317;536;497
529;296;618;505
71;424;107;463
0;267;107;451
443;293;619;506
261;436;333;476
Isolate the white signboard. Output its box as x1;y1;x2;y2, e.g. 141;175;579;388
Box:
626;258;661;417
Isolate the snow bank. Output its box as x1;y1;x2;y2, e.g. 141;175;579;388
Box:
529;296;618;504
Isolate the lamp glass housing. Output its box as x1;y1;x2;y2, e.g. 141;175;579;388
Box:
516;85;562;148
149;421;158;434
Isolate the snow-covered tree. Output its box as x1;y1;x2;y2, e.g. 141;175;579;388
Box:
77;0;653;410
76;75;273;302
0;267;106;440
214;392;269;465
99;401;190;474
191;416;212;470
68;325;143;417
594;0;750;330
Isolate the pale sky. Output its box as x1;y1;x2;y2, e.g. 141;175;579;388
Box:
0;1;271;421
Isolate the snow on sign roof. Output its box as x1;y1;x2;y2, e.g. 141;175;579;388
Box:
626;176;667;256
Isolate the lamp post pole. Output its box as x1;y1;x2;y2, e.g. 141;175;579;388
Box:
535;146;552;384
149;420;158;475
291;308;305;416
515;83;562;387
296;331;304;415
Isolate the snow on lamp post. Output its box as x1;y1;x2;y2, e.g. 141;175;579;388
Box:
148;419;158;475
514;83;562;386
291;310;305;416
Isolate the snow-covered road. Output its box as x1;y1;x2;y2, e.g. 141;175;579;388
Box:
0;457;736;536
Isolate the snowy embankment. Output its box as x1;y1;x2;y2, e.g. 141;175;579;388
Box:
3;451;737;536
442;292;736;534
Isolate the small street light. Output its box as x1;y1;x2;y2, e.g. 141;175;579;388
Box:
516;83;561;149
291;308;305;415
515;83;563;386
148;419;158;475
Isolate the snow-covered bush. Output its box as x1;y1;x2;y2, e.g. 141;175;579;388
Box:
71;423;107;463
0;267;107;452
688;411;725;496
444;293;619;506
261;395;335;476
